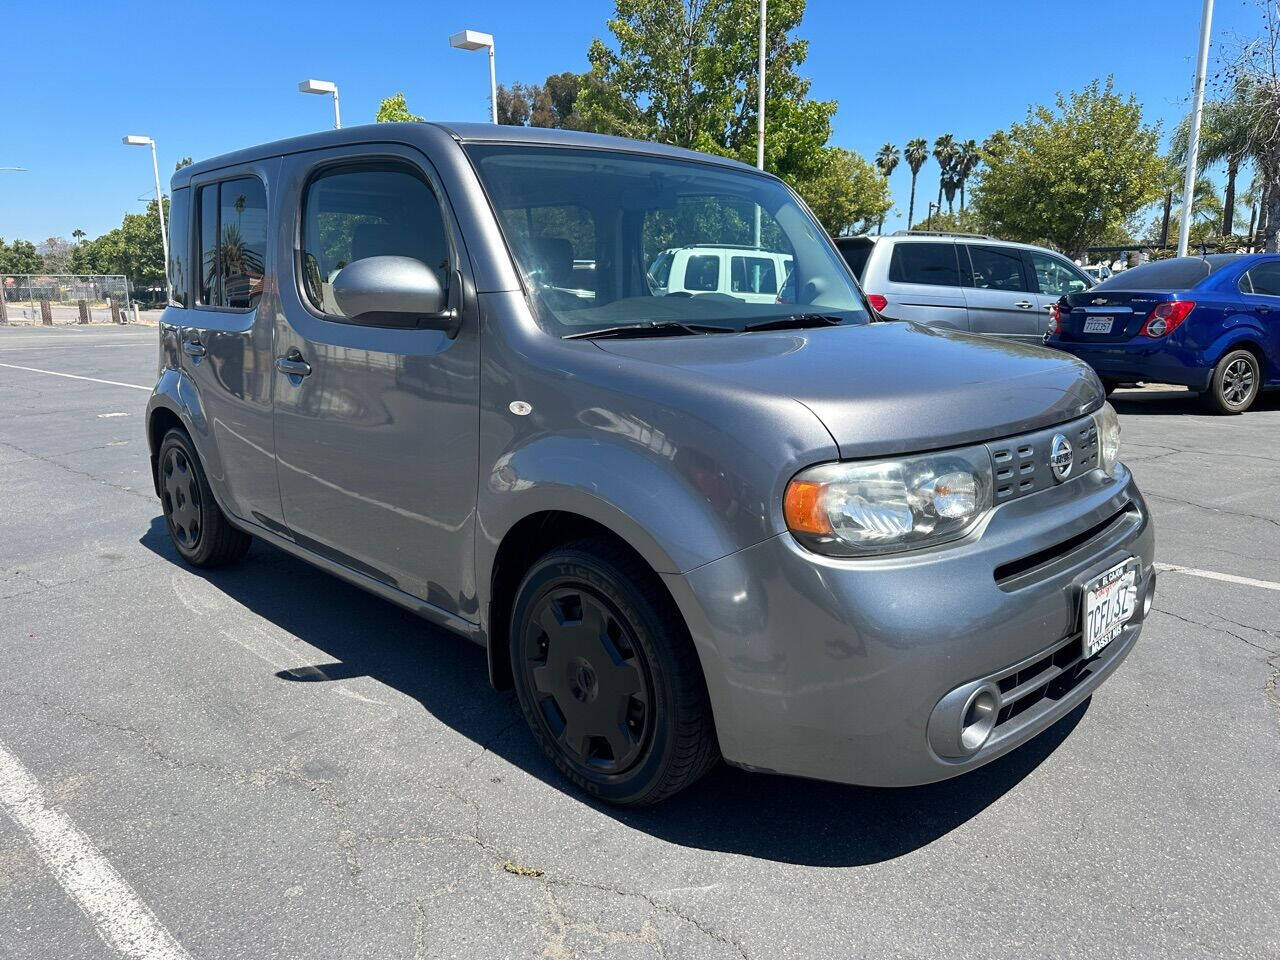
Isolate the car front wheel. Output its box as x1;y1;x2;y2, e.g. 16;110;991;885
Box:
509;538;719;806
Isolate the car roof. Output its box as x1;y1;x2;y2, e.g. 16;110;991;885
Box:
172;121;763;189
837;232;1072;260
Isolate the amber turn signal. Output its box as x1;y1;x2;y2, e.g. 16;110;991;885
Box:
784;480;833;536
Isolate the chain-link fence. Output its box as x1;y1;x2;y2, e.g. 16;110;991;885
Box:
0;274;137;325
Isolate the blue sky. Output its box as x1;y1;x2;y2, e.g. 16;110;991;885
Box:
1;0;1265;243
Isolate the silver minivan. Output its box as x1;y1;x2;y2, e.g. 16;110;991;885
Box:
147;124;1153;805
836;232;1094;343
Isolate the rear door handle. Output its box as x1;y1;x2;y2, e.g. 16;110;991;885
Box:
275;351;312;378
182;338;205;358
1014;300;1034;309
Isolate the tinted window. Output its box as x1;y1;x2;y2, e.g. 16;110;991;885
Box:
301;163;450;319
1094;258;1212;291
836;240;873;279
1029;251;1090;296
966;245;1029;292
684;255;720;292
731;255;777;294
198;186;218;305
197;177;267;310
1243;261;1280;297
888;242;959;286
167;187;190;307
500;203;594;293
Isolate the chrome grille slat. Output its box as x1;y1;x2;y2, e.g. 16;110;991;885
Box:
988;413;1099;503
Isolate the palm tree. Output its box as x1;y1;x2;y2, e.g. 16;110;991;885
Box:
904;138;929;229
874;143;900;234
71;228;86;244
956;139;980;211
1172;84;1258;235
932;134;957;213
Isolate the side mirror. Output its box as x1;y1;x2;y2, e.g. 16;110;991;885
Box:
332;256;460;335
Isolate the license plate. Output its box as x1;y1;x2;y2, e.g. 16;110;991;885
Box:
1083;316;1114;334
1082;561;1138;658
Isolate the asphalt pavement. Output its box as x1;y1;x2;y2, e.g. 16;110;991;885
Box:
0;323;1277;960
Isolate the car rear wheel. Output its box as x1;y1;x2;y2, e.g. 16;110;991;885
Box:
1206;349;1260;415
158;429;251;567
509;538;719;806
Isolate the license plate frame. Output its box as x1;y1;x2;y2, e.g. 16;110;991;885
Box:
1083;316;1114;334
1082;559;1138;659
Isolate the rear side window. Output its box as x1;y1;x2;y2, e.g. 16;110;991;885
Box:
730;255;778;294
965;245;1029;292
197;176;267;310
683;254;720;292
300;162;451;320
1241;261;1280;296
887;242;959;287
167;187;190;307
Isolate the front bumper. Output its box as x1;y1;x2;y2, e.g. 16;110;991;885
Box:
1045;335;1212;389
663;464;1154;787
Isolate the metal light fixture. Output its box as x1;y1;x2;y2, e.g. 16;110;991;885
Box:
449;30;497;124
298;79;341;129
122;135;170;300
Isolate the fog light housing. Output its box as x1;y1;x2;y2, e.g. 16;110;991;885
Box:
928;681;1002;759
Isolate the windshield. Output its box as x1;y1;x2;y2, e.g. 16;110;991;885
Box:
466;144;872;336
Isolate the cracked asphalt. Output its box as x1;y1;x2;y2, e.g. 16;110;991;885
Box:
1;324;1277;960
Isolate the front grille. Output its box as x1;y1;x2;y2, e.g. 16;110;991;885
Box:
993;634;1088;727
993;504;1136;589
988;415;1099;504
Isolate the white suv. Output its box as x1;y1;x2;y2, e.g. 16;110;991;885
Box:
648;244;793;304
835;232;1094;343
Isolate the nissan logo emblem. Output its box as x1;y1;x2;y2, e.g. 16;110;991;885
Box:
1049;434;1074;482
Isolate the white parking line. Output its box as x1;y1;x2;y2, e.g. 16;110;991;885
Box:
1154;562;1280;593
0;361;149;391
0;739;194;960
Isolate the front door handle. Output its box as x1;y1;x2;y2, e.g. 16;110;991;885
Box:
1013;300;1034;309
182;337;205;358
275;350;312;379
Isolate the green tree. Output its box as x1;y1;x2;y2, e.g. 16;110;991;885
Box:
874;143;899;234
577;0;856;231
956;138;980;211
0;238;43;275
1220;2;1280;251
376;92;423;123
174;157;194;171
972;78;1166;257
804;147;891;236
903;138;929;228
1171;90;1255;235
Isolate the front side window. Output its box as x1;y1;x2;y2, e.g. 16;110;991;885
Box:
197;176;267;310
1242;261;1280;297
1029;251;1090;296
966;245;1029;292
466;145;869;336
300;162;451;320
887;242;960;287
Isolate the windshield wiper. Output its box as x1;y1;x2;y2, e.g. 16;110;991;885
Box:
563;321;737;340
742;313;846;333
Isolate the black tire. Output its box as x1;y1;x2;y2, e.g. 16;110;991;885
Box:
157;428;251;567
509;537;719;806
1205;349;1261;415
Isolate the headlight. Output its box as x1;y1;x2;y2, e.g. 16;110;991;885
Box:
784;446;993;557
1094;402;1121;477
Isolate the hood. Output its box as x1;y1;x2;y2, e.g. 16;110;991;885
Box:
593;321;1101;458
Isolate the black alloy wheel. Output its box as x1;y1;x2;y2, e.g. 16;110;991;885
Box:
509;538;719;806
157;428;252;567
1207;349;1261;415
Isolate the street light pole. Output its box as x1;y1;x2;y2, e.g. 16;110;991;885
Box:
1178;0;1214;259
450;30;498;124
754;0;766;247
123;135;170;301
298;79;341;129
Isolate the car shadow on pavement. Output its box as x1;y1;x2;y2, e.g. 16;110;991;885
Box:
1110;387;1280;416
141;516;1087;868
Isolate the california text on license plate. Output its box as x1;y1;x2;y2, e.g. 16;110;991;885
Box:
1083;560;1137;658
1083;316;1114;334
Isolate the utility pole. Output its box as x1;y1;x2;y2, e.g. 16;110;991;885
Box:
1178;0;1214;258
754;0;766;248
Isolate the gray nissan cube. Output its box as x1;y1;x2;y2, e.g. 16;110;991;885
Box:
147;123;1155;806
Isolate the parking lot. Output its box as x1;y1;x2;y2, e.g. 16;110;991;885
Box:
1;323;1277;960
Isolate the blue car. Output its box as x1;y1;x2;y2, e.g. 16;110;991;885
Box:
1045;253;1279;414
